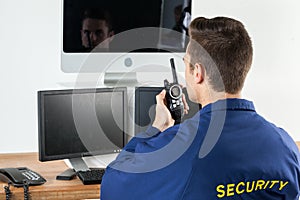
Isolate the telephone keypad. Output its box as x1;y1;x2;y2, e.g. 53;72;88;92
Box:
22;170;41;181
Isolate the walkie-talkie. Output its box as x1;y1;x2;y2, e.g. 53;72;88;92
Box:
164;58;184;124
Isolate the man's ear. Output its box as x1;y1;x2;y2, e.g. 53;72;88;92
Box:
194;63;205;84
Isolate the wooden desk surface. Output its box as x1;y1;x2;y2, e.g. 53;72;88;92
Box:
0;152;100;200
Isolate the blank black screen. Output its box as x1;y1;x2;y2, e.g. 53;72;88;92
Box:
38;88;126;161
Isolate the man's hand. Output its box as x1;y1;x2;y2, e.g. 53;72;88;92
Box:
152;90;174;132
152;89;190;132
182;92;190;115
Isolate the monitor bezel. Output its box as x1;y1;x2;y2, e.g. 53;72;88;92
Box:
38;87;127;162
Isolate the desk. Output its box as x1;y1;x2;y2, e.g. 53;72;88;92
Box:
0;153;100;200
1;143;300;199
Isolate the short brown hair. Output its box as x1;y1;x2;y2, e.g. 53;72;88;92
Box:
82;8;113;31
188;17;253;94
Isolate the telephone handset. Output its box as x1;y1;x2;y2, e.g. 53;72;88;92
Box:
0;167;46;187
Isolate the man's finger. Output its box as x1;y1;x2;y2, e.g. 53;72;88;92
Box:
182;93;190;114
156;89;166;105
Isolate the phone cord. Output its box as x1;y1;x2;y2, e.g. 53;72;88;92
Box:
4;183;12;200
23;180;30;200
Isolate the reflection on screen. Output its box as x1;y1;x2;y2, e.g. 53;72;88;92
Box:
63;0;192;53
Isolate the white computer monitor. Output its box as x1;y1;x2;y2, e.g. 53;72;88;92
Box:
61;0;192;85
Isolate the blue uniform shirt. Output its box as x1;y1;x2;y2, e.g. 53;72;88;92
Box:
101;99;300;199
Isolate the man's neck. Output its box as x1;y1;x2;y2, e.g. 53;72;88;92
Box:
224;93;242;99
200;92;241;107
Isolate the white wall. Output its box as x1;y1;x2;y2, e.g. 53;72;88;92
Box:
193;0;300;141
0;0;299;153
0;0;76;153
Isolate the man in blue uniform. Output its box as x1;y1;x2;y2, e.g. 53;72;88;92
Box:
100;17;300;199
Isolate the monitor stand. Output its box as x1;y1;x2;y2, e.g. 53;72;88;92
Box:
103;72;138;86
69;157;90;172
64;154;119;173
56;157;90;180
57;155;115;179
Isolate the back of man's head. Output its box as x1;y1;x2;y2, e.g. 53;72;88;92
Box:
188;17;253;94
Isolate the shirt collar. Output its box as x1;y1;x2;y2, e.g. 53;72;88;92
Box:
200;98;255;115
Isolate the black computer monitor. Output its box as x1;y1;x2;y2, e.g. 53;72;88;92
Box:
134;87;201;134
38;87;127;171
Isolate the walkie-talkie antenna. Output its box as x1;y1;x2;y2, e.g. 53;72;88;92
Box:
170;58;178;84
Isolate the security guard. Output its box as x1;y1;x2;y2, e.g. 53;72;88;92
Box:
101;17;300;200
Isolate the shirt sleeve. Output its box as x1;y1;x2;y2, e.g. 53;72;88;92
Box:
122;126;161;152
100;126;177;200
